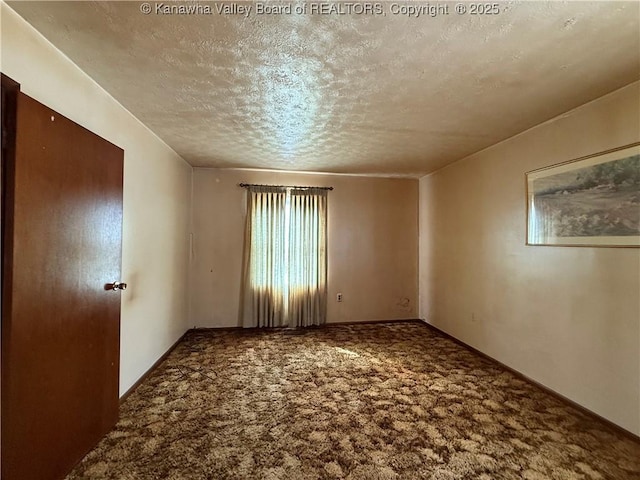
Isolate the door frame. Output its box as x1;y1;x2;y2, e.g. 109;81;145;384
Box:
1;73;20;471
2;73;20;296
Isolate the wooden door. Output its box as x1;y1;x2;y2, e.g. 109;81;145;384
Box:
1;92;124;480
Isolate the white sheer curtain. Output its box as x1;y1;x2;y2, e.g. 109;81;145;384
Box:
288;188;327;327
241;186;327;328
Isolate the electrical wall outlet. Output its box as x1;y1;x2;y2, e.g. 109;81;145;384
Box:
337;293;343;302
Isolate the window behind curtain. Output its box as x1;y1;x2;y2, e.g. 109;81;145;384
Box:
241;186;327;328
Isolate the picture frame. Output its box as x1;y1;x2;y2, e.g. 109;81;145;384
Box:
526;142;640;247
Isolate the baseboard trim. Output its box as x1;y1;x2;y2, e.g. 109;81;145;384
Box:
328;318;423;326
419;320;640;443
193;326;243;331
190;319;422;330
119;329;191;404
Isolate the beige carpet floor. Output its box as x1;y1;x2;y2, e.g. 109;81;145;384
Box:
66;322;640;480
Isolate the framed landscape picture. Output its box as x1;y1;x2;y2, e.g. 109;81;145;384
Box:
526;143;640;247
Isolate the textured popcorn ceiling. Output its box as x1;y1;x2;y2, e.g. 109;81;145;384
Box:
7;1;640;176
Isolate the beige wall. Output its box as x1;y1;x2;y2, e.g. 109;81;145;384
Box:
419;82;640;435
1;4;193;396
190;169;418;327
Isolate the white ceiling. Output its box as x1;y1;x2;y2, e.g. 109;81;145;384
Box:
8;1;640;176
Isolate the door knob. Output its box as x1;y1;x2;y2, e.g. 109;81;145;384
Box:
111;281;127;291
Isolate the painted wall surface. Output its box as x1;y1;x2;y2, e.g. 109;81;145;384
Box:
419;82;640;435
1;4;193;396
190;169;418;327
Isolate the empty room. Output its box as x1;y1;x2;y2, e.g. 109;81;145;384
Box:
1;1;639;479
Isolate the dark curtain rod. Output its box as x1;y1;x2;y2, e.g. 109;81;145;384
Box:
239;183;333;191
